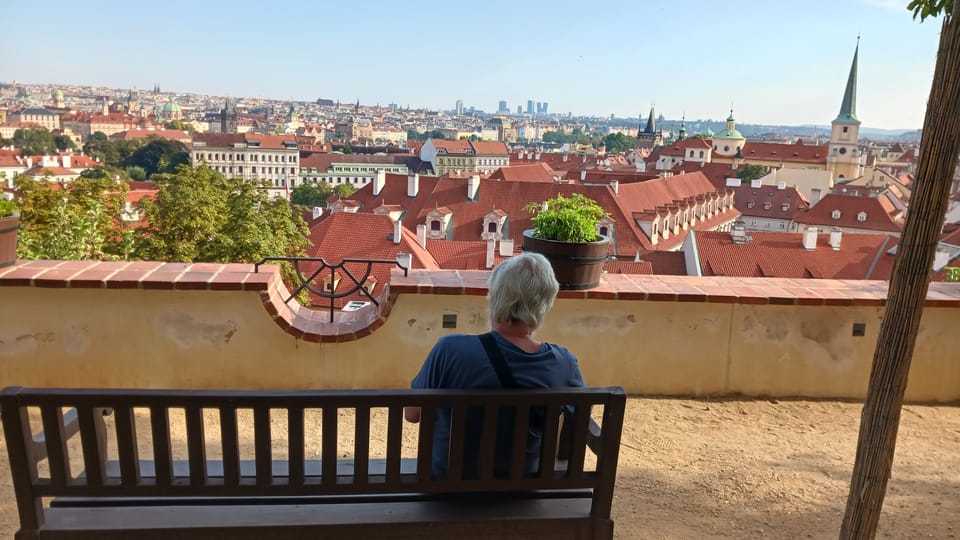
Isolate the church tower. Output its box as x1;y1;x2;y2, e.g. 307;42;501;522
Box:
637;105;661;147
221;98;238;134
828;39;864;180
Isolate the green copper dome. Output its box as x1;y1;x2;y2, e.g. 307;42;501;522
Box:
714;128;744;139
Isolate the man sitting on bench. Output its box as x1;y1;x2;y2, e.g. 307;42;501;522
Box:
404;252;586;478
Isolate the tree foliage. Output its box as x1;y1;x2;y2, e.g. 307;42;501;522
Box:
737;164;768;183
126;137;189;177
12;127;58;155
135;165;309;264
14;174;128;260
333;183;357;198
290;182;333;207
601;132;639;154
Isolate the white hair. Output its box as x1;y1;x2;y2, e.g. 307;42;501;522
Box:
487;252;559;330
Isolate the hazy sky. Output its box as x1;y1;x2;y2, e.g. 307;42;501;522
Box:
7;0;944;130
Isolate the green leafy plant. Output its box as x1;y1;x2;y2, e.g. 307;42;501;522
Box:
524;193;608;243
0;198;17;218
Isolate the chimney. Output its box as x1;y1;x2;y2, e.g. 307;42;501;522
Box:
580;170;587;181
312;206;323;220
26;157;32;168
610;180;619;194
62;155;71;169
393;218;402;245
485;238;496;269
563;152;569;162
499;238;514;257
750;179;762;188
730;222;748;244
416;224;427;250
829;227;842;250
535;152;541;160
467;174;480;201
407;173;419;197
373;169;386;197
802;227;818;251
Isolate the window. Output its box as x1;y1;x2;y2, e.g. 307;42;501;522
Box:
857;212;867;222
781;203;789;212
746;202;755;209
430;220;441;232
487;222;497;233
842;126;849;133
599;226;609;237
699;150;704;158
763;202;772;210
832;210;842;219
724;145;730;152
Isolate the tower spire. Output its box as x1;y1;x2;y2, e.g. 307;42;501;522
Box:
835;37;860;123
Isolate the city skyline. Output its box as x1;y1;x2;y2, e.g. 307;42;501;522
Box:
8;0;942;130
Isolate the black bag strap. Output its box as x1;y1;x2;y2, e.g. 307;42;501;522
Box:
479;332;520;389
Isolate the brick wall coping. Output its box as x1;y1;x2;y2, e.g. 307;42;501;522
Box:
3;261;959;344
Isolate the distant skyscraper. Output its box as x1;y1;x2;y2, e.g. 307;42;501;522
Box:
517;105;523;114
455;99;464;115
542;102;549;115
527;100;534;115
498;100;508;113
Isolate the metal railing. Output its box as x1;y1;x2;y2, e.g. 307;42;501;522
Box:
255;256;409;322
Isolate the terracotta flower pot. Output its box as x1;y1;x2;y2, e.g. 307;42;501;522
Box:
522;229;610;290
0;213;20;268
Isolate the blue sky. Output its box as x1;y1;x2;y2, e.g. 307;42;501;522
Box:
7;0;943;130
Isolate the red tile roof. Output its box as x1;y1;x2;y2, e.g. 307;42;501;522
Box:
738;141;828;165
112;129;191;142
734;184;809;219
487;162;559;183
669;162;743;191
694;230;897;279
193;133;296;150
305;212;438;307
469;141;509;155
795;193;904;233
659;138;712;157
344;170;737;255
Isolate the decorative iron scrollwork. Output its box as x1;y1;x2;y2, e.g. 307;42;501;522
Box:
255;257;409;322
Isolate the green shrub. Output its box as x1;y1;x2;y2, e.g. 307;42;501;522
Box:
524;193;608;243
0;198;16;218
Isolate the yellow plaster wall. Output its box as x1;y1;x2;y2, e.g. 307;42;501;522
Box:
1;287;958;401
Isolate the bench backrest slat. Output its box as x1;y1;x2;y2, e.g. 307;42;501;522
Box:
77;405;108;489
149;405;173;487
445;404;467;481
416;406;435;483
288;406;305;487
477;403;499;480
565;403;592;480
509;405;531;481
40;405;70;489
185;405;206;487
253;407;271;487
538;403;561;481
219;407;240;487
321;406;337;486
352;405;369;486
385;404;403;484
113;406;140;487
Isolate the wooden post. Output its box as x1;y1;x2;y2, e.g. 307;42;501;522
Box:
840;4;960;537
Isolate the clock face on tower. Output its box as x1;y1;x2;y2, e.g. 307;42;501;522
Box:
839;147;847;155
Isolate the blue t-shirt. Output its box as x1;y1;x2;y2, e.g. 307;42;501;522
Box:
410;331;586;477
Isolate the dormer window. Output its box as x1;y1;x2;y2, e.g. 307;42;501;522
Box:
430;220;441;231
857;211;867;222
763;202;772;210
487;222;497;233
832;210;842;220
781;203;790;212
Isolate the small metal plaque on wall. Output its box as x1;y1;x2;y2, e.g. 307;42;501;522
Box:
442;314;457;328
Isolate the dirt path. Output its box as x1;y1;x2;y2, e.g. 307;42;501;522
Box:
1;398;957;539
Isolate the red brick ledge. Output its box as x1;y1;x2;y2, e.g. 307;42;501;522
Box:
389;269;960;308
0;260;395;343
3;262;959;341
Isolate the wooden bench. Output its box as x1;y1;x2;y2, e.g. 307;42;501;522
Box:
1;386;626;539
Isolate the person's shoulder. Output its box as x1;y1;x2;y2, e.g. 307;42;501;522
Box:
544;342;575;357
434;333;481;350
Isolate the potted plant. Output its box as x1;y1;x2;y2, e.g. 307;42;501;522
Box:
522;193;610;290
0;198;19;268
